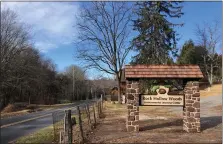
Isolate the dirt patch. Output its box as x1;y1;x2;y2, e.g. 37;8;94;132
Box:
87;102;222;143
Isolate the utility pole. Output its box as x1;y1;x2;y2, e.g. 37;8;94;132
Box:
86;80;89;100
90;87;93;100
72;66;75;101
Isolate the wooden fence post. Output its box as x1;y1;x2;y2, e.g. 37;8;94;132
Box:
64;110;72;144
99;102;101;116
93;104;96;126
101;94;103;112
77;106;84;143
100;100;102;113
87;104;92;128
97;102;100;118
85;104;92;129
59;131;63;143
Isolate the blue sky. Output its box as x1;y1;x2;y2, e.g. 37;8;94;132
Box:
2;2;222;79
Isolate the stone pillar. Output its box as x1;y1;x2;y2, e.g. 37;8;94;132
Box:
126;79;139;132
183;81;200;132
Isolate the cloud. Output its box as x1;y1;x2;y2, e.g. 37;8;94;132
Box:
35;41;58;53
1;2;80;52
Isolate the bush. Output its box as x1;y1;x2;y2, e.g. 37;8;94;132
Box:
1;104;18;113
26;104;38;110
58;99;71;104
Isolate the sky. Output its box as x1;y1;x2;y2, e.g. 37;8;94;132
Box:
1;1;222;79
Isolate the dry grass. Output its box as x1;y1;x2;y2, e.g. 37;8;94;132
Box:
1;104;19;113
87;102;222;143
1;103;73;119
1;109;30;119
212;105;222;111
200;84;222;97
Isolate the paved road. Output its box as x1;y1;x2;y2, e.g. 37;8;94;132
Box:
1;100;96;144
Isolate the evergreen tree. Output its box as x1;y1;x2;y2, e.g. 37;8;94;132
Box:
132;1;183;64
177;40;208;65
177;40;196;64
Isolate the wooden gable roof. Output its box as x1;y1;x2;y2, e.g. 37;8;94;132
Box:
125;65;204;79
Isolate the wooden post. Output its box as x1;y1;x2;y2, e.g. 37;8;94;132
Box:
93;104;96;126
77;106;84;143
71;117;76;126
101;94;103;111
99;102;101;116
59;131;63;143
100;100;102;113
97;102;100;118
101;94;103;108
85;104;91;129
87;104;92;128
64;110;72;144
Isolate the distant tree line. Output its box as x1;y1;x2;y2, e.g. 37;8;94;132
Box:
0;9;116;109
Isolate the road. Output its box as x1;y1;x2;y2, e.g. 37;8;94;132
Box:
1;100;95;144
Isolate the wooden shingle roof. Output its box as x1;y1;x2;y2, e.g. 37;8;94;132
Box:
125;65;204;79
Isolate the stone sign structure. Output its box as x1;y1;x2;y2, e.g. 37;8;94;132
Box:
125;65;203;132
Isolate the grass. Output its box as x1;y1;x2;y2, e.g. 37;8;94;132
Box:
14;112;89;143
15;125;54;144
1;110;30;119
106;101;125;109
38;103;74;109
1;103;74;119
88;100;222;144
200;84;222;97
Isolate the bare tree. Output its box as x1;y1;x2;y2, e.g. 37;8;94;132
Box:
0;9;31;106
75;2;133;103
64;65;87;101
195;21;221;86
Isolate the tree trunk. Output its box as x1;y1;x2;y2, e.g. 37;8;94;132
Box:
117;78;122;104
28;91;31;105
210;63;213;86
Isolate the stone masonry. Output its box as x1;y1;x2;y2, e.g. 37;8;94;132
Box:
183;81;200;132
126;79;139;132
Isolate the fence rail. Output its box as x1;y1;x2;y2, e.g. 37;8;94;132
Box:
52;97;104;143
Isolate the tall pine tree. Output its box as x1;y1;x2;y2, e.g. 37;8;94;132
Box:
177;40;196;64
132;1;183;64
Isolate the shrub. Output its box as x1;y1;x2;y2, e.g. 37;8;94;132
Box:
1;104;18;113
59;99;71;104
26;104;38;110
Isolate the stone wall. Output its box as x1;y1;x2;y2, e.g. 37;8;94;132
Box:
183;81;200;132
126;79;139;132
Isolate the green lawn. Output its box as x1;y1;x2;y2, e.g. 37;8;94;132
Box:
15;125;54;143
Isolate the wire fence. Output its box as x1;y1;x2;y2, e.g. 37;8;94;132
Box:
52;109;65;142
52;98;104;143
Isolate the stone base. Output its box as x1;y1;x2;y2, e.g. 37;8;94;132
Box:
126;80;139;132
183;81;201;133
127;125;139;132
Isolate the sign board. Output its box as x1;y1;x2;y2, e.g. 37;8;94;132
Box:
140;86;184;106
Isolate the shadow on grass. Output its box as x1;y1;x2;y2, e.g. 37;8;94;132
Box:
139;116;222;132
139;119;183;132
201;116;222;131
